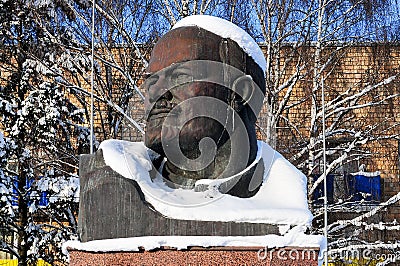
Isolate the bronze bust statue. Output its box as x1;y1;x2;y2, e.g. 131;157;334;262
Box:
143;22;267;197
78;15;312;242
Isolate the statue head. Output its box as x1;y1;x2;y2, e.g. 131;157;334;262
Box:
143;15;266;195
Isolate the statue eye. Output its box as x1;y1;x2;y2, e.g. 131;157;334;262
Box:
170;69;192;86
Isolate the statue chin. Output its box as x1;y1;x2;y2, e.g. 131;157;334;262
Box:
145;136;217;162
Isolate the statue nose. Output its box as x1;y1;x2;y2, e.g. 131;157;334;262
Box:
148;91;158;104
155;91;173;109
149;89;173;104
163;91;173;101
148;75;169;103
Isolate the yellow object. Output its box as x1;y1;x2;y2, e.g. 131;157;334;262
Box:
0;259;51;266
0;260;17;266
36;260;51;266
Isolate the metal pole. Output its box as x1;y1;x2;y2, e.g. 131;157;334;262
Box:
322;77;328;266
90;0;95;154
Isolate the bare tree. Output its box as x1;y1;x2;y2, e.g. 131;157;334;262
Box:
53;0;159;142
251;0;400;261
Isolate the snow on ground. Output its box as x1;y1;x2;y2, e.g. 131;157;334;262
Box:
350;171;381;177
64;225;325;253
98;139;313;226
172;15;267;72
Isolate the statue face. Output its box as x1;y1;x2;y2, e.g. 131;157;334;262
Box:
143;26;265;183
141;25;266;196
144;30;230;159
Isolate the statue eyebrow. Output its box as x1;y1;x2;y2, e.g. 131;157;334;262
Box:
144;62;191;79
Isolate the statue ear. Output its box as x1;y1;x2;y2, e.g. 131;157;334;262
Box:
232;75;254;105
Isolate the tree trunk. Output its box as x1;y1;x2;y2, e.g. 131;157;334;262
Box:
18;165;28;266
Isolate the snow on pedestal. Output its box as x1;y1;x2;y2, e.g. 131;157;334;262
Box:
96;139;313;226
66;225;324;253
66;226;324;266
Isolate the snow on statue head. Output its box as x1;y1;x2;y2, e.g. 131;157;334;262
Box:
143;15;267;198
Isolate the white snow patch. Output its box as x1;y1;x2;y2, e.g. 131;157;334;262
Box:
64;225;324;253
98;139;312;225
278;224;291;235
0;131;6;157
172;15;267;73
350;171;381;177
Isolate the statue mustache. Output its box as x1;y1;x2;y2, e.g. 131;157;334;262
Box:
147;100;180;120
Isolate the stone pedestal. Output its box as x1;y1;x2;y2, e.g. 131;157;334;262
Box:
75;149;321;266
68;246;320;266
78;150;278;242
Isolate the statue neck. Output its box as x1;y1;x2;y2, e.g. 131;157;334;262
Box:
157;133;261;197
